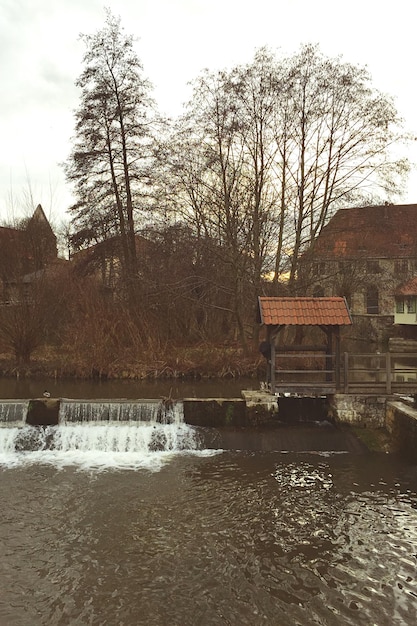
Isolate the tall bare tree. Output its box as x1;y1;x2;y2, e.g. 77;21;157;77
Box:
165;61;283;350
64;10;155;292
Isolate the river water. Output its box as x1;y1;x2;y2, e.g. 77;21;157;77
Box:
1;383;417;625
0;377;256;400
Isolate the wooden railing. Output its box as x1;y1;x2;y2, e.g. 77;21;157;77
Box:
342;352;417;394
272;352;417;395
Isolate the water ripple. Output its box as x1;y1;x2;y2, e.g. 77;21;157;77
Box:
1;452;417;624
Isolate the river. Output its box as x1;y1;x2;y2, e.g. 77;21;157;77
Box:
0;376;256;400
1;383;417;625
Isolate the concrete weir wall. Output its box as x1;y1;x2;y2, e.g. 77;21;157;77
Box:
183;392;279;428
26;399;60;426
22;393;280;428
17;394;417;463
183;399;246;427
386;401;417;462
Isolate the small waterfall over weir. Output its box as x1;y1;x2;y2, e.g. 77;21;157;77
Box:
0;399;206;466
0;395;367;468
0;400;30;426
59;398;183;424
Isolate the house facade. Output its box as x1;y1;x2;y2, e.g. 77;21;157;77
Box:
301;204;417;345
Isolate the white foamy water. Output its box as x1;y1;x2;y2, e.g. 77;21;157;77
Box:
0;398;222;471
0;422;220;471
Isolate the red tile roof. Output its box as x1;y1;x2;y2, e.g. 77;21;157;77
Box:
312;204;417;259
395;276;417;296
258;297;352;326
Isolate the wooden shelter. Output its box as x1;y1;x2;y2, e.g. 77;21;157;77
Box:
258;296;352;395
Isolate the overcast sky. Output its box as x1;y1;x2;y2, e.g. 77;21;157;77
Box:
1;0;417;226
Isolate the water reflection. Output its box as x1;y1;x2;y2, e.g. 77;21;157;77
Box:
1;453;417;625
0;376;258;400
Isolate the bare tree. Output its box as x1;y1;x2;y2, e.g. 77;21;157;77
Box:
64;10;155;294
165;65;281;351
271;45;408;288
166;45;407;312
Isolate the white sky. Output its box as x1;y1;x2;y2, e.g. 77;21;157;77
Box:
1;0;417;226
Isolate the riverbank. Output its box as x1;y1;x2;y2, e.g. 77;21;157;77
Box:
0;343;265;381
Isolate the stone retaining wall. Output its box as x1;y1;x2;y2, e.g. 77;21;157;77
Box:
330;394;388;428
386;401;417;462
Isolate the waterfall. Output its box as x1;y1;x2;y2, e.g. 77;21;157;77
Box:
0;398;216;469
0;400;29;426
59;399;184;424
0;422;199;453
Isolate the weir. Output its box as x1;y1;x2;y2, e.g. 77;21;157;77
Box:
59;399;183;424
0;394;380;462
0;400;29;426
0;398;193;456
3;392;414;460
0;398;199;457
0;393;367;431
0;398;184;427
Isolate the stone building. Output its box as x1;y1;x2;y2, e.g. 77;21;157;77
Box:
394;276;417;326
301;204;417;346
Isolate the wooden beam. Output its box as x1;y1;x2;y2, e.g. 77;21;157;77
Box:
275;344;328;352
270;336;275;392
335;327;341;390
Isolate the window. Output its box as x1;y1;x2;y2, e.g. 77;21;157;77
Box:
395;260;408;275
312;262;326;276
407;298;416;314
396;299;404;314
366;286;379;314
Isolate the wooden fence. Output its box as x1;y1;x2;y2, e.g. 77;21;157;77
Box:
271;352;417;396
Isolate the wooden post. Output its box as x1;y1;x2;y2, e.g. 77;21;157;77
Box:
270;335;276;393
325;327;333;382
335;328;341;390
344;352;349;393
386;352;392;394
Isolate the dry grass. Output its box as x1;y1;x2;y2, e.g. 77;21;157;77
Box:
0;342;265;381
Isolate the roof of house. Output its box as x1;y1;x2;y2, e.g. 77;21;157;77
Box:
28;204;56;239
0;226;25;241
258;296;352;326
311;204;417;259
0;205;54;243
395;276;417;296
